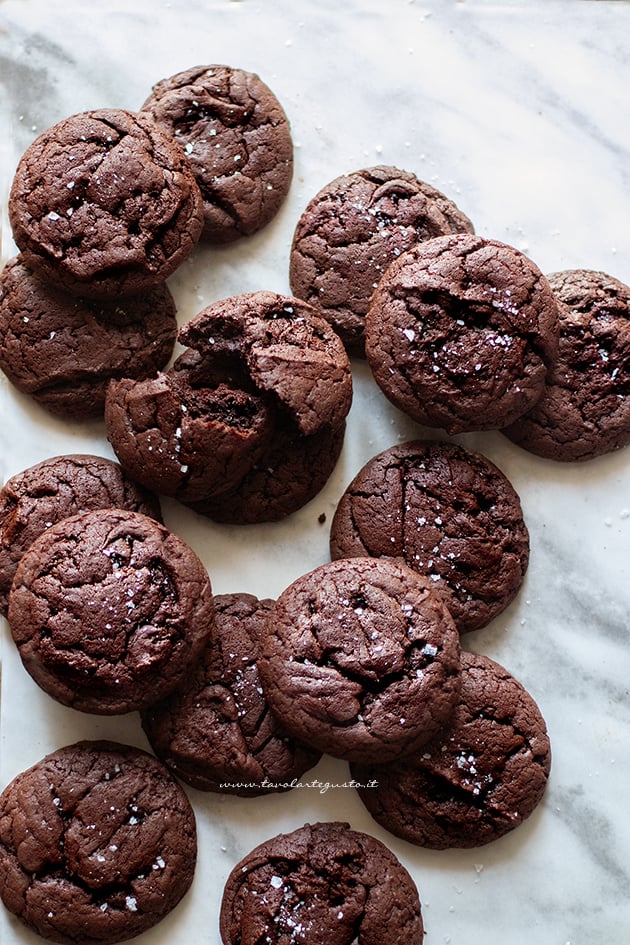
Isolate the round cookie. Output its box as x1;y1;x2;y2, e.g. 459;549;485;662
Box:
330;440;529;633
219;821;423;945
290;165;474;354
8;108;204;297
0;741;196;945
0;256;177;418
503;269;630;461
365;233;560;433
141;593;322;795
258;557;461;764
7;508;215;714
0;454;161;616
189;416;346;524
351;651;551;849
141;64;293;243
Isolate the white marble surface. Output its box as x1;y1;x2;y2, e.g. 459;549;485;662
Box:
1;1;630;943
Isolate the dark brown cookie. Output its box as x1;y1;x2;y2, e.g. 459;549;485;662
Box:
8;109;204;298
0;454;161;616
105;352;274;503
141;593;321;795
330;440;529;633
142;64;293;243
352;651;551;849
0;741;196;945
503;269;630;461
106;291;352;516
365;233;560;433
219;821;424;945
189;415;346;524
290;165;474;354
0;256;177;418
258;558;461;764
7;508;214;714
178;291;352;436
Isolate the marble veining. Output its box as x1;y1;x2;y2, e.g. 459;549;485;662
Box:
1;1;630;943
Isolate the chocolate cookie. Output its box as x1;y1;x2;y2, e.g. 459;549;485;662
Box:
503;269;630;461
106;291;352;516
330;440;529;633
178;291;352;436
7;508;214;714
105;353;274;503
365;233;560;433
142;64;293;243
0;256;177;418
0;454;161;616
189;415;346;524
0;741;196;945
352;651;551;849
219;821;424;945
9;108;204;297
142;593;321;795
290;165;474;354
258;558;461;764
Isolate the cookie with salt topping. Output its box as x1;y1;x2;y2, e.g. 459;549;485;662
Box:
219;822;424;945
7;508;214;714
258;557;461;764
0;741;196;944
365;233;560;433
330;440;529;633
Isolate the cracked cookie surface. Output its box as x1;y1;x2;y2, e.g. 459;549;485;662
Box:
0;740;196;945
290;165;474;354
7;508;214;714
106;291;351;517
0;454;161;616
351;651;551;848
219;821;424;945
189;415;346;524
142;64;293;243
9;109;204;298
503;269;630;460
365;233;560;433
330;440;529;633
258;558;461;764
142;593;321;795
0;256;177;419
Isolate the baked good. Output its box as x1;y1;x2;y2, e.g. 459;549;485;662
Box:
0;454;161;616
0;255;177;418
189;414;346;524
105;352;274;503
503;269;630;460
177;291;352;435
0;740;196;944
8;108;203;297
141;64;293;242
141;593;321;795
219;821;424;945
330;440;529;633
258;557;461;763
352;651;552;848
290;165;474;354
106;291;352;517
7;508;214;714
365;233;560;433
